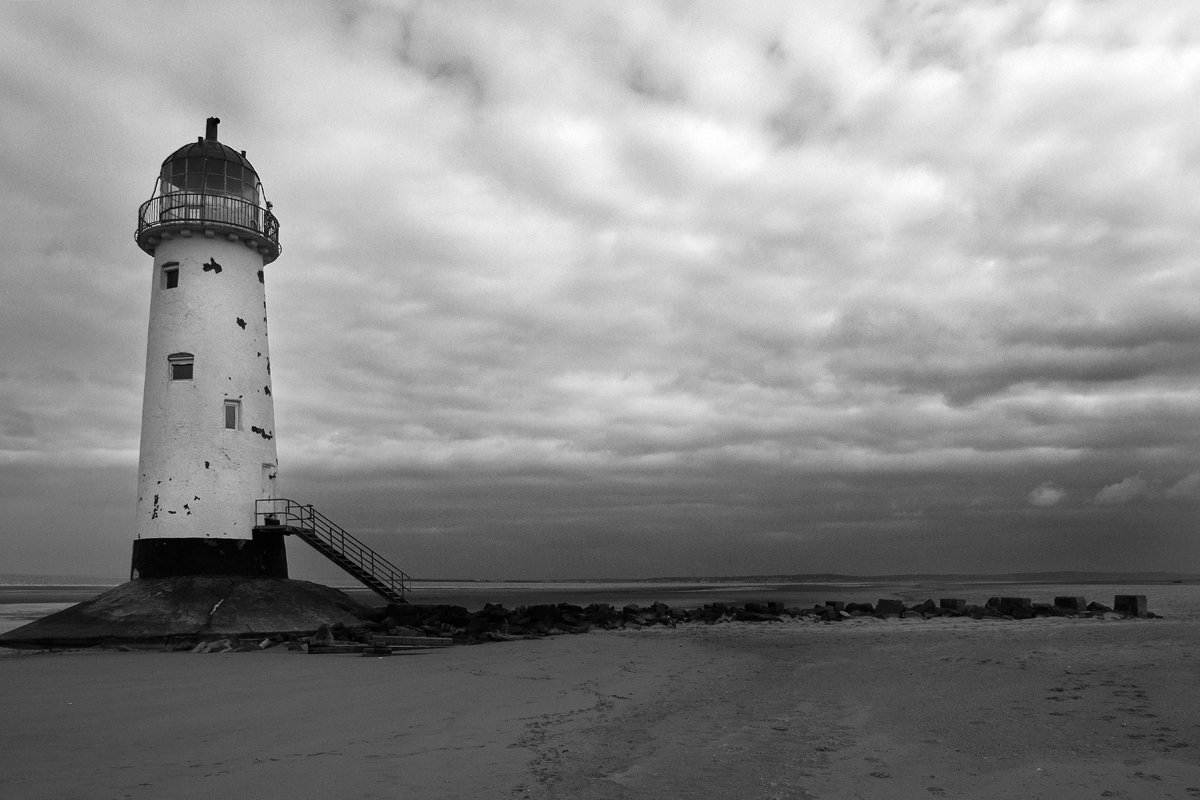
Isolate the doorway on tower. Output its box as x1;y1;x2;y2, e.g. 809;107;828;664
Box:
261;463;277;498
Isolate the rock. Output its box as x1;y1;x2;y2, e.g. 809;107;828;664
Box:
584;603;614;619
939;599;965;612
310;624;336;646
1113;595;1147;617
911;599;937;614
988;597;1032;616
479;603;511;620
429;605;472;627
875;599;906;616
1054;596;1086;612
824;601;845;612
1087;601;1113;613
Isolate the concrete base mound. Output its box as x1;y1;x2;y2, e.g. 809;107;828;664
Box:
0;576;374;649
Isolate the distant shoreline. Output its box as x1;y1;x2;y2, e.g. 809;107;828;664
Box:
0;587;117;605
2;573;1196;612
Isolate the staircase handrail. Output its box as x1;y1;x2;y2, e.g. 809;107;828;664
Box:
255;498;409;601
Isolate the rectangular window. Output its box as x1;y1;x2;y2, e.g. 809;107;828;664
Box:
168;353;193;381
224;399;241;430
162;264;179;289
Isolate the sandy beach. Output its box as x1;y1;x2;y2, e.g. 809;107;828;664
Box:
3;610;1199;799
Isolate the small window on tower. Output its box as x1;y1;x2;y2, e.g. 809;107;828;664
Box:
168;352;194;381
162;263;179;289
224;399;241;430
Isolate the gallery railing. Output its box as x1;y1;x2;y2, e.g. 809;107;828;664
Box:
137;191;280;254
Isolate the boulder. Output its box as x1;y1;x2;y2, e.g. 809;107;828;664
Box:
734;609;782;622
1113;595;1147;617
990;597;1032;617
1054;596;1086;613
911;599;937;614
479;603;511;620
875;599;906;616
310;624;336;646
464;616;494;636
525;604;561;623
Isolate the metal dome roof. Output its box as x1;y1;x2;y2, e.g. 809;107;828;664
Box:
161;117;259;176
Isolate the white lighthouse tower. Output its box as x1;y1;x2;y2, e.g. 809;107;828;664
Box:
0;117;415;648
132;117;286;579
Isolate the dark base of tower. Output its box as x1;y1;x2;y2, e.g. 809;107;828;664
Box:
130;532;288;579
0;575;374;649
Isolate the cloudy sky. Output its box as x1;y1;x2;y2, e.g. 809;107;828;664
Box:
3;1;1200;580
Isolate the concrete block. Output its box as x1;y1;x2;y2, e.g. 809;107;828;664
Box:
1054;596;1086;612
876;598;906;616
1113;595;1147;617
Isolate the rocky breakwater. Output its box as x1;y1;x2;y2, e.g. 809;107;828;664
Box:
296;593;1157;649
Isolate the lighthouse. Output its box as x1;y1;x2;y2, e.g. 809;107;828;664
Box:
0;118;412;649
132;117;286;579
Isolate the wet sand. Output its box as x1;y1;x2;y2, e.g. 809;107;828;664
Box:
2;613;1198;799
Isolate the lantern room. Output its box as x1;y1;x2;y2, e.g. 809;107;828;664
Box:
135;117;280;264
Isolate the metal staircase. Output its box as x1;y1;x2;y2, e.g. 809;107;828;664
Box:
254;499;410;603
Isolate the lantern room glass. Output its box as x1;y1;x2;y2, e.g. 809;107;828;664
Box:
160;156;261;203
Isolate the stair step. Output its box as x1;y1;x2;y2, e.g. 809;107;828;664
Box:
373;635;453;648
